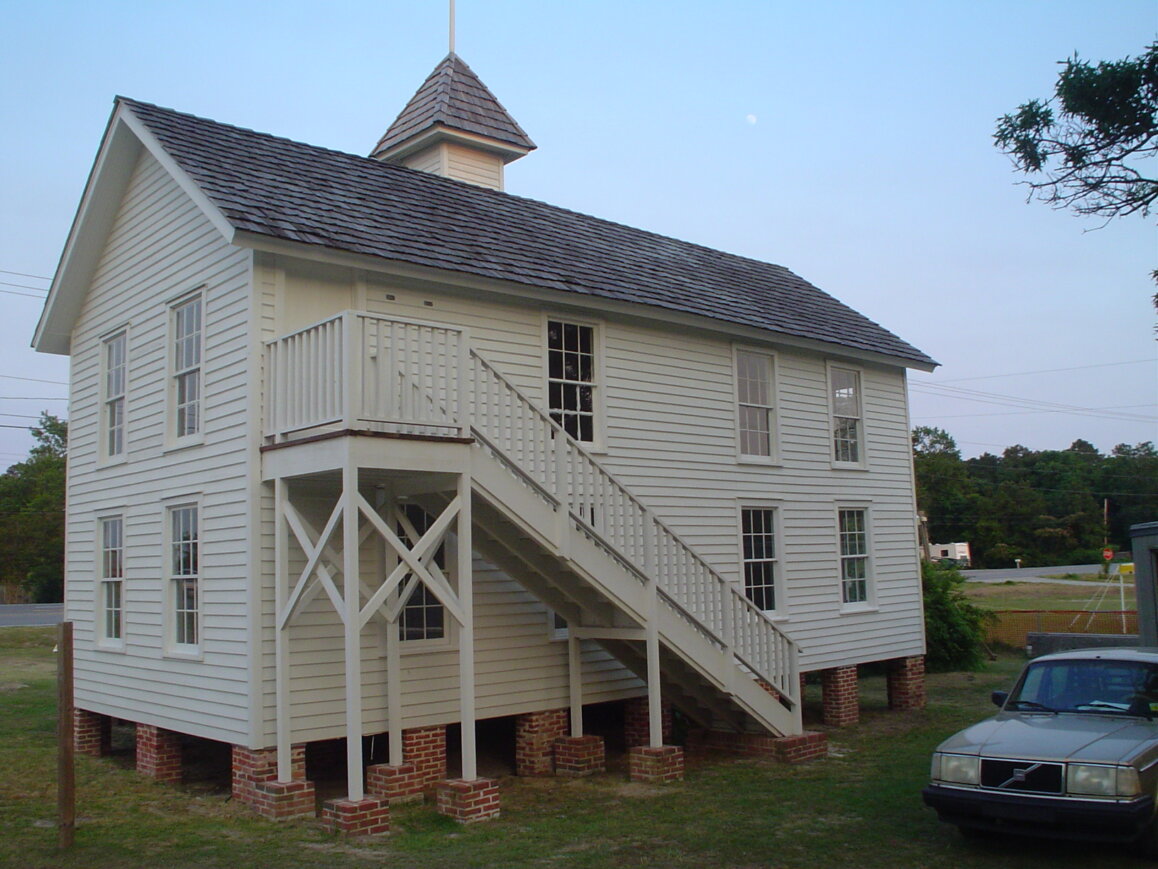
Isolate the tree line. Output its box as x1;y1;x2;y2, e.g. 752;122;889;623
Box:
913;426;1158;569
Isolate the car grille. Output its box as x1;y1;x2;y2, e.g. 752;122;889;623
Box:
980;759;1064;794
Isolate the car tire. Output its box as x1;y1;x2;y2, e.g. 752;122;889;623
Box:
1133;815;1158;860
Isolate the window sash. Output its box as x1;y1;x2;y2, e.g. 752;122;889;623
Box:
169;506;199;646
100;517;124;640
839;509;869;604
172;297;202;438
103;333;127;457
831;368;862;463
736;350;774;457
547;320;596;442
741;507;777;611
397;505;446;642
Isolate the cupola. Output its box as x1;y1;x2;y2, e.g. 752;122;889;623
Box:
371;53;535;191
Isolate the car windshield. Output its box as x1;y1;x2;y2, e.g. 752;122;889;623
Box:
1007;658;1158;715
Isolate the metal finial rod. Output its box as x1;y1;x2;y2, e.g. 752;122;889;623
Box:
449;0;455;54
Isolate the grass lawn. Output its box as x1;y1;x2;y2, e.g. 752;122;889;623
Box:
1;626;1153;868
964;580;1136;612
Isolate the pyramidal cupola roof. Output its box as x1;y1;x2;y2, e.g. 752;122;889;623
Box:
371;53;535;165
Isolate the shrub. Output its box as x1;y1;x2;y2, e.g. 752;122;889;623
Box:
922;561;991;671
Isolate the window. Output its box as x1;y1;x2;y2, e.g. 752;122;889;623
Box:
102;331;127;458
171;295;203;439
169;505;199;647
397;504;446;642
830;366;863;464
99;517;124;642
735;348;775;459
741;507;779;612
547;319;596;443
838;508;870;605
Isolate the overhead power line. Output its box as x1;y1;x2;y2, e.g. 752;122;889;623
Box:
0;280;48;292
0;269;51;281
919;358;1157;384
0;374;68;386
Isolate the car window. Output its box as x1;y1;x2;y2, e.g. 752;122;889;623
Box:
1009;659;1158;713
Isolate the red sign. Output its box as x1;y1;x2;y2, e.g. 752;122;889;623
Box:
1103;548;1114;561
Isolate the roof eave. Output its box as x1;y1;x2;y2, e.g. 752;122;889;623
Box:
231;228;937;371
372;123;533;165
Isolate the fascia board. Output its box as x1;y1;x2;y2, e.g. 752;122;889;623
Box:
234;229;937;373
33;108;141;355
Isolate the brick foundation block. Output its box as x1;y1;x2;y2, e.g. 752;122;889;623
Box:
136;723;182;783
252;779;317;821
436;778;501;823
554;735;605;777
515;708;569;776
821;665;860;727
74;709;111;757
769;732;828;763
321;796;391;836
627;745;684;783
887;656;927;711
366;762;425;804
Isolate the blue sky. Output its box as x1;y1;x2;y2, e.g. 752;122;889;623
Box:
0;0;1154;464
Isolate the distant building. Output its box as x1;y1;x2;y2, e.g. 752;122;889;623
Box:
930;542;972;567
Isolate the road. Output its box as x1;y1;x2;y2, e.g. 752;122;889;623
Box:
0;604;63;627
962;564;1121;586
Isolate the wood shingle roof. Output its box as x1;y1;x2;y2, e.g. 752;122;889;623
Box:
122;97;934;368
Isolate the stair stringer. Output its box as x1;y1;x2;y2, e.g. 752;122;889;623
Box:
468;442;803;737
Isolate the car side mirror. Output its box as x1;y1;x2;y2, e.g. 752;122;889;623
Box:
991;690;1009;708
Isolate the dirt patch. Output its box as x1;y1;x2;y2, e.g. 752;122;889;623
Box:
0;681;28;693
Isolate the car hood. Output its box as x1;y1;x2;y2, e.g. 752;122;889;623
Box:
938;713;1158;765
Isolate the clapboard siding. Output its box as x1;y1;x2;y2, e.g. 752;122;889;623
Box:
65;149;255;743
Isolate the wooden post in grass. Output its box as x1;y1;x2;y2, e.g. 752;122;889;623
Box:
58;621;74;849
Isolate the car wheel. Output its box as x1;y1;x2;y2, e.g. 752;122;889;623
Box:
1134;815;1158;859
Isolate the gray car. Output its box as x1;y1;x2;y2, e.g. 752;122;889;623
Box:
923;647;1158;855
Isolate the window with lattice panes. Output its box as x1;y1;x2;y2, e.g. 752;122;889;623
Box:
838;508;870;605
547;319;596;443
102;331;127;459
168;504;199;647
397;504;446;642
741;506;779;612
736;348;776;459
830;366;863;464
171;295;202;440
100;516;124;642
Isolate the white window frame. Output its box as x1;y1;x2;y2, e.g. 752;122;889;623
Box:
100;329;128;463
738;502;784;616
828;363;866;468
543;315;605;449
164;501;202;656
168;290;205;447
394;504;455;652
837;505;875;610
97;515;125;648
734;346;778;463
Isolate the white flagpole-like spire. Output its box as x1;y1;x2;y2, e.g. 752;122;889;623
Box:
449;0;456;55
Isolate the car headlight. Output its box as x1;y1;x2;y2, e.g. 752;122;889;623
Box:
1067;764;1142;797
933;752;980;785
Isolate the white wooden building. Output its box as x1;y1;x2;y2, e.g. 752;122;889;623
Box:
34;54;936;830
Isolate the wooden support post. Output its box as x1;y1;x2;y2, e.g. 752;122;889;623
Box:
57;621;75;849
343;459;365;800
457;472;477;781
274;479;292;782
568;633;583;738
646;579;662;748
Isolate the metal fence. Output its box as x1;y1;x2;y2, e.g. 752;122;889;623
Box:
986;610;1138;648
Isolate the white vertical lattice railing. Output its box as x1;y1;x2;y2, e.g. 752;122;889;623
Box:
264;312;798;705
466;350;799;703
265;312;466;439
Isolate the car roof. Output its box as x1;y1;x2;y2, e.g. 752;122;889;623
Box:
1032;647;1158;665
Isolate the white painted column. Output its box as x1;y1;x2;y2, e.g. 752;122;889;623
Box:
342;458;364;800
646;577;663;748
456;471;477;781
568;633;583;738
274;478;292;781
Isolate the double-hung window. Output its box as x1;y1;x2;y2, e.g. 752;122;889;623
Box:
171;295;203;440
169;505;199;648
741;506;779;612
830;365;863;465
101;331;127;459
397;504;446;643
99;516;124;643
838;507;871;606
547;319;597;443
736;348;776;460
